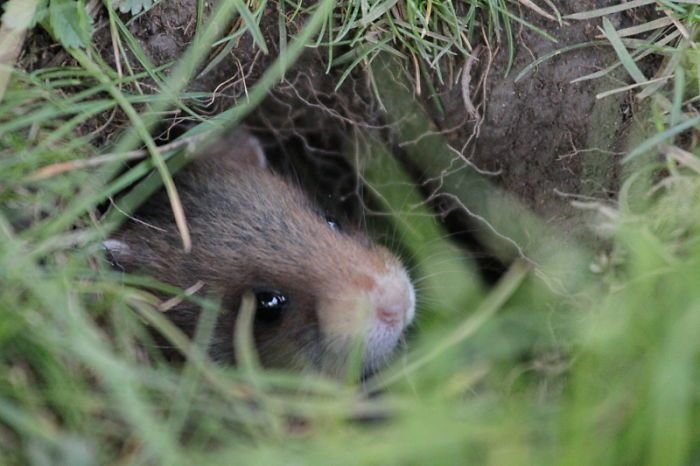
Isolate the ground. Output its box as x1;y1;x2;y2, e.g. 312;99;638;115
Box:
19;1;656;233
86;1;658;241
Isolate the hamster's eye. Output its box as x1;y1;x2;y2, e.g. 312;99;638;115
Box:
254;289;288;323
325;216;339;231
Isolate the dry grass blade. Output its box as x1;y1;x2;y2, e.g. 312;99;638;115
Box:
27;152;147;181
518;0;559;23
0;0;39;102
158;281;205;312
596;17;675;39
661;6;692;40
420;0;433;38
637;40;688;100
27;132;211;181
460;46;481;119
662;144;700;174
563;0;656;20
596;75;672;99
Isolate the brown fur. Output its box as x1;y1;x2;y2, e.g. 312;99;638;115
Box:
109;130;408;373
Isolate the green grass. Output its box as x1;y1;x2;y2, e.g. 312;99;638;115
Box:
1;0;700;465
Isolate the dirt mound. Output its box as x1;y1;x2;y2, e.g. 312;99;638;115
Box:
430;1;657;235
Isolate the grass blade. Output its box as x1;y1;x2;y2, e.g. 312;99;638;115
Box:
601;17;647;84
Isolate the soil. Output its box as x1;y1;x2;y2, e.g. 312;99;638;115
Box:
115;0;655;221
429;0;657;235
21;0;661;264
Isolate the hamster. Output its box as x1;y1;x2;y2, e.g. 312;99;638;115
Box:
104;129;415;377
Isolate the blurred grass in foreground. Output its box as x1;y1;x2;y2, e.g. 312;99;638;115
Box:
1;1;700;465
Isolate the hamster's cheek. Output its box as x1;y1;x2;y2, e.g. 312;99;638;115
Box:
250;293;321;369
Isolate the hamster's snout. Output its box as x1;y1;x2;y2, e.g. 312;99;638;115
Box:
361;264;415;371
316;254;415;373
370;265;416;329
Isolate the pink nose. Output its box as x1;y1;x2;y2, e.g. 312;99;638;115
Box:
371;275;415;328
377;306;403;326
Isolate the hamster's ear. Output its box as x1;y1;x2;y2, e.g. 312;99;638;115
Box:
239;132;268;169
102;239;137;272
204;129;269;170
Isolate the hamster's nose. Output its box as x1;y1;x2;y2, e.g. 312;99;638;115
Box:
376;305;405;326
372;270;415;329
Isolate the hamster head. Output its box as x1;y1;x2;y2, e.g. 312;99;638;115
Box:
106;130;415;377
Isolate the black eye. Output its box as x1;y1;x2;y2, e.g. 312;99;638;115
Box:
254;289;288;323
325;216;339;231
